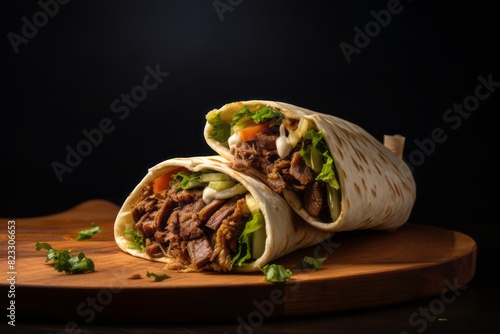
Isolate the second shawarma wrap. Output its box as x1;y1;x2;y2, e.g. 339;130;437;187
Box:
114;156;333;273
204;100;416;232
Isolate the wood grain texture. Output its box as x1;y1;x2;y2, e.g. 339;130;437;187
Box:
0;200;476;325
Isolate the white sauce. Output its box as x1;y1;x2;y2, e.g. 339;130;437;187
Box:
229;123;292;159
202;187;217;204
276;123;292;158
228;132;242;151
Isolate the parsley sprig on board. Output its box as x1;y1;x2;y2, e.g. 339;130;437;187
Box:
35;242;95;274
146;271;169;282
75;222;101;241
261;256;327;283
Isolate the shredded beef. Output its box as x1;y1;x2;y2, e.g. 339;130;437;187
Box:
140;220;157;238
154;198;175;230
154;230;168;243
165;239;190;269
205;197;239;230
130;178;249;272
290;151;314;185
230;141;255;171
131;196;156;222
187;237;213;269
145;241;163;258
210;198;247;272
198;198;226;222
254;132;279;159
180;218;204;240
173;189;202;206
266;170;287;193
304;181;325;217
179;198;206;223
229;123;326;217
164;210;180;241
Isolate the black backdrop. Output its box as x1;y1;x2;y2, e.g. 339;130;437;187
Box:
1;1;498;234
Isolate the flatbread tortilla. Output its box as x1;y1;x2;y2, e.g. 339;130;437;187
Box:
204;100;416;232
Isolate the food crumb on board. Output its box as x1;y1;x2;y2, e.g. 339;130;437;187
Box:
127;273;142;280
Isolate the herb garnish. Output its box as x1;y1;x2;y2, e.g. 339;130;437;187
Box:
146;271;169;282
293;256;327;270
75;222;101;241
35;242;95;274
260;264;292;283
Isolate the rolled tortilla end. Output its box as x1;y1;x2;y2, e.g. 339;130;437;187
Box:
383;134;406;160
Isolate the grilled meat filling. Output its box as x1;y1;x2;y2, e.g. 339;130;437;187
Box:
131;179;247;272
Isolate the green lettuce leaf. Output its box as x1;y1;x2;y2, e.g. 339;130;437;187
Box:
232;211;265;266
124;229;145;251
75;222;101;241
260;264;292;282
172;171;204;189
300;130;340;190
232;106;284;126
207;112;231;143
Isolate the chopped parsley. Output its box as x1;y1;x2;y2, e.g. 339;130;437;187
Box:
231;106;284;126
35;242;95;274
260;256;327;282
293;256;327;270
146;271;169;282
260;264;292;283
75;222;101;241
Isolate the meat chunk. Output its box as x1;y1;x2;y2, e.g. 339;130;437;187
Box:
230;141;256;171
180;218;204;240
154;198;175;229
304;181;325;217
211;198;247;271
140;220;157;238
187;237;213;269
254;132;279;159
205;197;240;230
145;241;163;258
289;151;314;185
198;198;226;222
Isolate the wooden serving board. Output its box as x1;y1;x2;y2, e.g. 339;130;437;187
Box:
1;200;476;325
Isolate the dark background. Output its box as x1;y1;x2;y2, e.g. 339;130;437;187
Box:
1;0;499;332
2;0;498;220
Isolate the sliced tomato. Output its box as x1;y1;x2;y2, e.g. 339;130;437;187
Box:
152;167;188;193
239;122;271;142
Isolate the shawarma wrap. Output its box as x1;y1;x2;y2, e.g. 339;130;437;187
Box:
114;156;333;272
204;100;416;232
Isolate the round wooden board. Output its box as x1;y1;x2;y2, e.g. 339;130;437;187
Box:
1;200;476;325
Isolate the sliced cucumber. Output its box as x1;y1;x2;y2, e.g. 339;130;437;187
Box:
232;118;255;134
245;193;260;213
251;225;266;259
200;172;232;182
214;183;248;199
326;183;341;221
288;117;313;148
184;179;205;189
297;117;313;134
310;146;323;174
208;180;235;191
